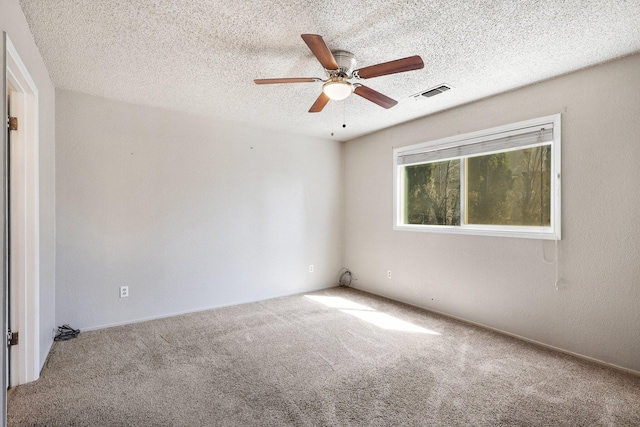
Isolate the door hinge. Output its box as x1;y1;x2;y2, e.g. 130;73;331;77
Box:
7;330;18;347
8;116;18;131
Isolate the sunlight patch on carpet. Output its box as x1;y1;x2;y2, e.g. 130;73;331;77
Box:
305;295;441;335
304;295;374;311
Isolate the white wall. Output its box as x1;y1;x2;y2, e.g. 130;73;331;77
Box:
1;0;56;371
344;53;640;372
56;89;343;330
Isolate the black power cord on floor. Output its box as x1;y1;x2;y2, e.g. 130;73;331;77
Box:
338;268;355;287
54;324;80;342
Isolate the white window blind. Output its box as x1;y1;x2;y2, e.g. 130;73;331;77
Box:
397;124;554;166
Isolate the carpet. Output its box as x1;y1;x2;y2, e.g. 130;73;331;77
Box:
8;287;640;426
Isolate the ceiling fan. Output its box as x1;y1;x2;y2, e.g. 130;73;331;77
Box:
254;34;424;113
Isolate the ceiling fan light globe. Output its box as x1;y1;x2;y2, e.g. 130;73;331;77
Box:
322;80;353;101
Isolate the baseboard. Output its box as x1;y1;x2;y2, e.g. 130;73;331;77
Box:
80;284;337;333
350;285;640;378
39;337;54;375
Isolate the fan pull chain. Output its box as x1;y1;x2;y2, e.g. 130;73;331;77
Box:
343;99;347;128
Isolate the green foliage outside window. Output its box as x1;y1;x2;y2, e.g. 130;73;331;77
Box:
405;160;460;225
466;152;513;224
405;145;550;227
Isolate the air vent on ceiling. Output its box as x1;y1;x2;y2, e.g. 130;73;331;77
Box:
411;84;452;99
422;85;450;97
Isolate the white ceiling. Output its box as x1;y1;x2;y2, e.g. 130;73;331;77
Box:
18;0;640;141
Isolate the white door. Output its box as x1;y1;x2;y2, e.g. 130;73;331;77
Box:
7;85;21;388
4;33;41;390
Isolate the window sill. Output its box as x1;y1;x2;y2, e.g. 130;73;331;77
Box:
394;224;560;240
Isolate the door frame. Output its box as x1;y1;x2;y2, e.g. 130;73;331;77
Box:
4;33;40;389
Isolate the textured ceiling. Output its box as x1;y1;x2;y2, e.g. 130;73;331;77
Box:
18;0;640;141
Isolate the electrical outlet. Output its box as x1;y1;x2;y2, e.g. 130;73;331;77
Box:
309;265;314;273
120;286;129;298
387;270;392;279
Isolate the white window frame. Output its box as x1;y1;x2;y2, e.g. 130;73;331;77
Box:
393;114;561;240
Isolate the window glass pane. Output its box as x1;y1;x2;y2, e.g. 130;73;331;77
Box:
405;160;460;225
466;145;551;226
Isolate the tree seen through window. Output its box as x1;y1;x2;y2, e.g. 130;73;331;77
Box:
405;146;550;227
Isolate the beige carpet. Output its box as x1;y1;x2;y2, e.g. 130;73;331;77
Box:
8;287;640;426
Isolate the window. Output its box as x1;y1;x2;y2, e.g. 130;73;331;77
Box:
394;115;561;239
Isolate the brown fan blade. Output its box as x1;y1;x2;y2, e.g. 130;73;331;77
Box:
254;78;320;84
309;92;330;113
301;34;339;70
354;85;398;109
355;55;424;79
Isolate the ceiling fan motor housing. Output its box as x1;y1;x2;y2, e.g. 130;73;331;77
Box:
330;50;356;77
